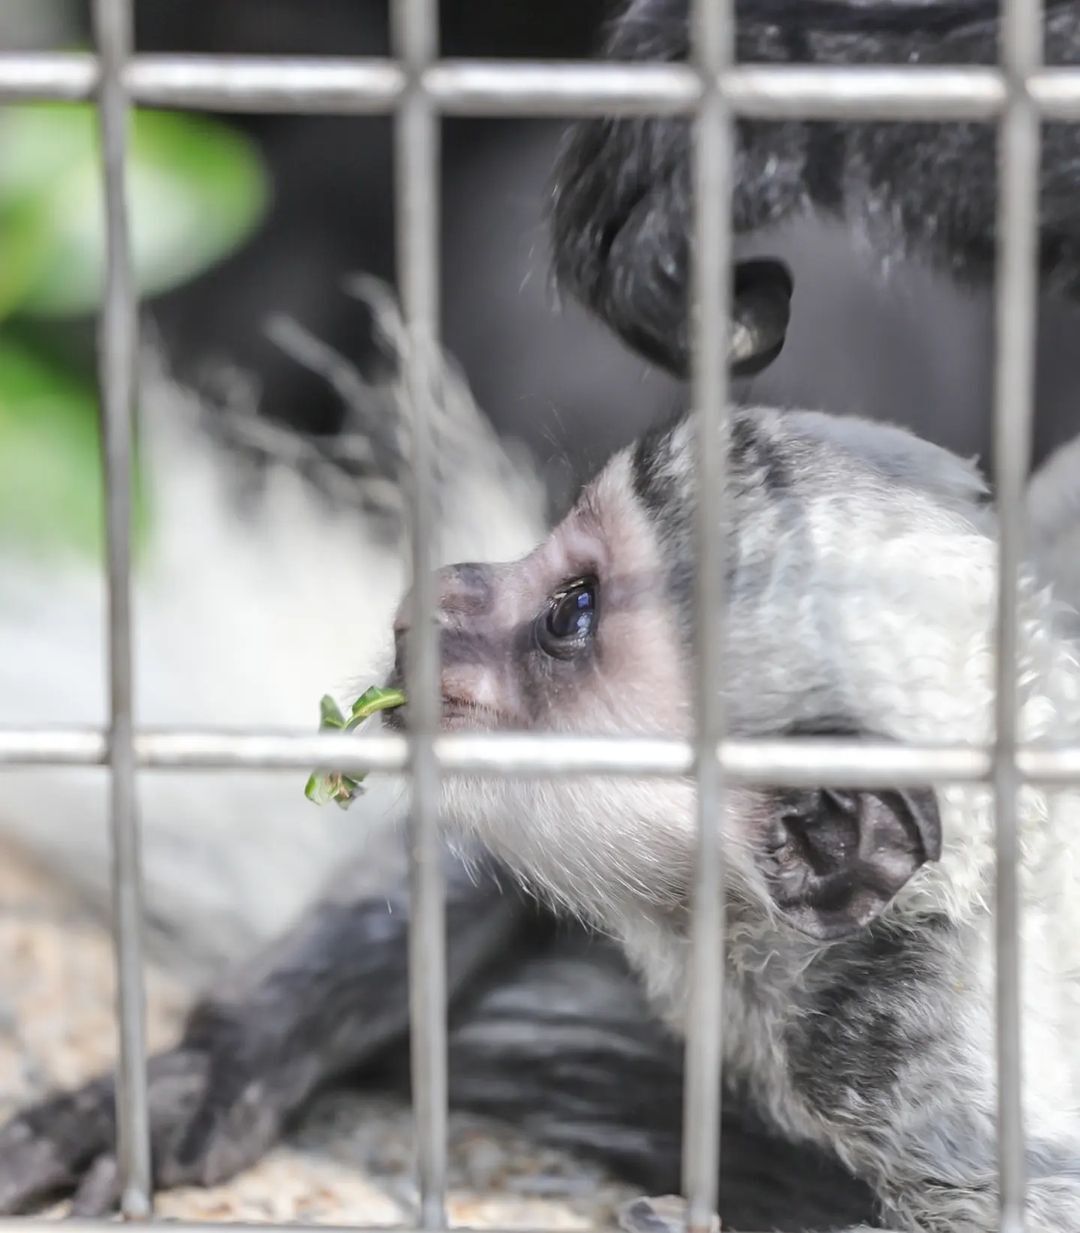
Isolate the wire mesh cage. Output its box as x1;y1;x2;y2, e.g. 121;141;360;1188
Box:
0;0;1062;1229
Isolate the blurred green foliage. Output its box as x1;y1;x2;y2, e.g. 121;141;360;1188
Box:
0;101;269;560
0;336;150;558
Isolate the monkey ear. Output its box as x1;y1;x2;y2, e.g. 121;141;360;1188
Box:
760;788;942;941
728;258;793;377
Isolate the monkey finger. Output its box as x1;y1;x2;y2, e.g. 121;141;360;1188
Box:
163;1081;282;1189
0;1117;78;1214
618;1196;721;1233
0;1075;118;1216
70;1155;121;1218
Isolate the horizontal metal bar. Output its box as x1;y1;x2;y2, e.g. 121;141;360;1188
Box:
426;60;700;114
3;53;1080;119
1029;66;1080;119
130;55;405;112
0;1224;903;1233
0;1225;546;1233
0;50;96;99
724;64;1004;120
0;54;696;114
3;725;1078;785
0;727;108;764
0;52;405;109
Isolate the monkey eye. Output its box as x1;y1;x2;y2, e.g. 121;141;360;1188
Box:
538;577;598;657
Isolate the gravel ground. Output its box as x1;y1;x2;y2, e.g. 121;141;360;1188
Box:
0;839;636;1228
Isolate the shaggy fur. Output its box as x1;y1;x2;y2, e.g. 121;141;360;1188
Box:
399;407;1080;1232
551;0;1080;375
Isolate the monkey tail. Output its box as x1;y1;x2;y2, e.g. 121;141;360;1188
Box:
0;294;547;983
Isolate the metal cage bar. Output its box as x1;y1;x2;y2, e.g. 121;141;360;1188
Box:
0;3;1072;1229
3;728;1080;785
993;0;1043;1226
680;0;732;1229
12;53;1080;120
392;0;449;1224
90;0;152;1217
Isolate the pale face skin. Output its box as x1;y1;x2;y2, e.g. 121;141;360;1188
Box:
390;452;690;740
386;450;709;926
386;410;961;949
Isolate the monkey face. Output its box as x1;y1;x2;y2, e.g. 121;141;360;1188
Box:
384;407;1056;946
385;447;711;925
390;449;690;741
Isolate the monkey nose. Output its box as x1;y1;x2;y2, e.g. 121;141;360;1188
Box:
395;562;493;637
437;562;494;616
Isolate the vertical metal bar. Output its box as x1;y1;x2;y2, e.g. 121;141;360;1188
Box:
392;0;448;1227
993;0;1041;1228
91;0;152;1217
680;4;733;1232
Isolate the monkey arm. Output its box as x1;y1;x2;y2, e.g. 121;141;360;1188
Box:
443;933;880;1231
0;845;529;1216
551;0;1080;376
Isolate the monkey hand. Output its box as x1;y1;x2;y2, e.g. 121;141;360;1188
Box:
0;1033;287;1217
619;1195;721;1233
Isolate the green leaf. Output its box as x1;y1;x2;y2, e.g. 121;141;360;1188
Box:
305;770;362;808
0;335;150;559
306;686;407;809
0;102;268;319
346;685;407;729
318;694;347;730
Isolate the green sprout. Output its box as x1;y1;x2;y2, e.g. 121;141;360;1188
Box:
304;686;406;809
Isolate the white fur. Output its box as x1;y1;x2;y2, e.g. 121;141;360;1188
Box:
0;346;546;981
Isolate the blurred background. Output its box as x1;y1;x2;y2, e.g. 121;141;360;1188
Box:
3;0;1079;567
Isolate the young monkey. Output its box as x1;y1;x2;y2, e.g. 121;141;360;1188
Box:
385;406;1080;1233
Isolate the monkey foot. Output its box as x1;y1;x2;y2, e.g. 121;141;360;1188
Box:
617;1195;720;1233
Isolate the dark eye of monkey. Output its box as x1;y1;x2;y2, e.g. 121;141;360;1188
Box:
537;577;599;658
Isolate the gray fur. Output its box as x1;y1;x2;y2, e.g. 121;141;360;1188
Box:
551;0;1080;377
400;406;1080;1232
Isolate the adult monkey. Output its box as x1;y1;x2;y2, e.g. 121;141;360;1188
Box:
551;0;1080;381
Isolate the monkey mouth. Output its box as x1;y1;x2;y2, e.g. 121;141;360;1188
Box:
440;696;501;730
381;694;501;731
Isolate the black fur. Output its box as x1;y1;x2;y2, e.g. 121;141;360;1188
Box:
783;914;956;1121
0;852;531;1216
551;0;1080;375
0;847;881;1230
